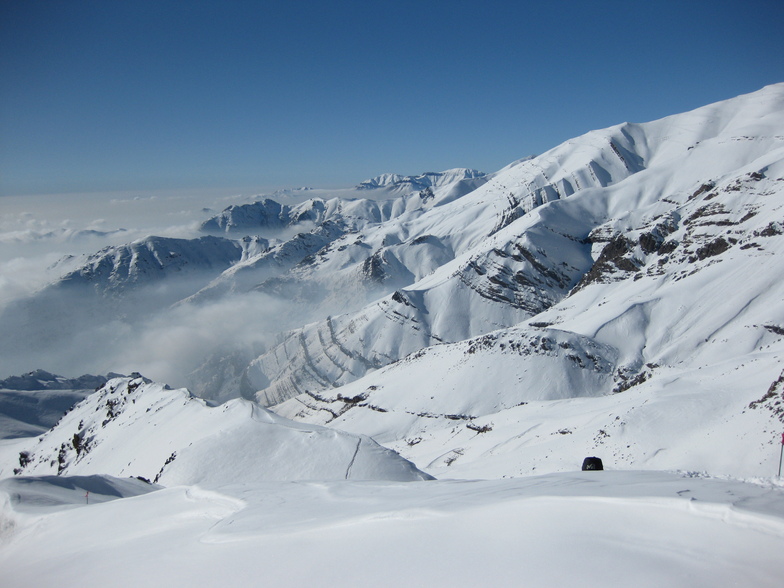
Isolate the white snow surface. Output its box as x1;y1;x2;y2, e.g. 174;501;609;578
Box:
5;377;430;485
270;83;784;481
3;85;784;586
2;471;784;587
238;83;784;410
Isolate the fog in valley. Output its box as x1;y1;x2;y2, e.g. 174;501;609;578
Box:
0;189;321;390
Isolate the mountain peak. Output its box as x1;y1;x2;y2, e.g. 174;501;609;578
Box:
357;168;486;190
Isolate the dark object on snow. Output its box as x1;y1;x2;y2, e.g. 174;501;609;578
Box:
582;457;603;471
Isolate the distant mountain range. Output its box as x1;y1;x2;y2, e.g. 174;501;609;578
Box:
2;84;784;479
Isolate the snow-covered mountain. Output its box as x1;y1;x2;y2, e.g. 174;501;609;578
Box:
3;85;784;588
240;84;784;412
0;371;108;439
0;388;89;440
261;84;784;480
201;168;487;234
0;168;489;382
58;235;245;294
0;369;111;391
0;235;248;373
356;168;486;191
1;84;783;480
6;375;431;484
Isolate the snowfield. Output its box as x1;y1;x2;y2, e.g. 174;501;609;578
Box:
2;471;784;587
3;85;784;585
5;377;431;485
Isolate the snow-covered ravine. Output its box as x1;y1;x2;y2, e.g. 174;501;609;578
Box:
2;471;784;587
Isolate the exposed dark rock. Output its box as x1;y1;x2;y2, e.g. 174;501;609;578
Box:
756;222;783;237
572;236;638;292
690;182;715;200
362;251;387;283
638;232;661;255
693;237;731;261
467;422;493;433
391;290;415;307
748;370;784;423
337;392;368;404
658;240;679;255
685;203;729;225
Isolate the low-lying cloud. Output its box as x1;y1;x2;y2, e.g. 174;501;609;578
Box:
0;188;345;398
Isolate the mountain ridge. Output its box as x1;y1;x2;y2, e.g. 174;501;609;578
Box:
0;85;783;482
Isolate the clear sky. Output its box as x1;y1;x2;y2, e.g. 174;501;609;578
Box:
2;0;783;197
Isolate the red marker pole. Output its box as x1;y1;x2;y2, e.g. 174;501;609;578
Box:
779;433;784;478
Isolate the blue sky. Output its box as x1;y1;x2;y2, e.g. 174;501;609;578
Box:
1;0;783;196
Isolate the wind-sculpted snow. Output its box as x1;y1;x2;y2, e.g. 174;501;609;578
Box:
9;376;431;485
0;474;160;511
4;471;784;587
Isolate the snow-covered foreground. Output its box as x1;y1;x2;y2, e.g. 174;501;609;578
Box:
2;471;784;587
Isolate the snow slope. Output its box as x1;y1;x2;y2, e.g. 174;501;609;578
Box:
276;344;784;479
255;84;784;409
2;471;784;587
7;376;430;485
2;85;784;588
266;84;784;480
